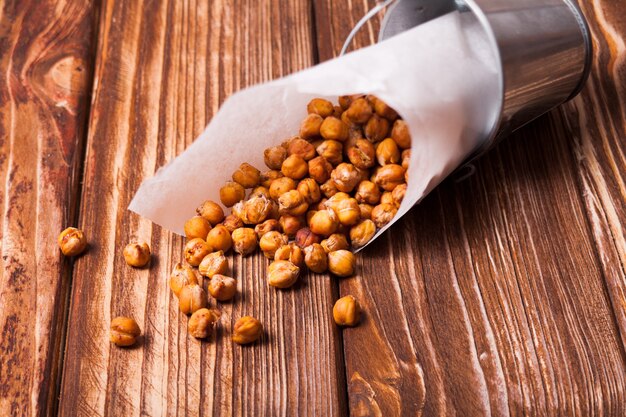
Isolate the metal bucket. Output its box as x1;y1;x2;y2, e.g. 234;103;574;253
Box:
379;0;592;160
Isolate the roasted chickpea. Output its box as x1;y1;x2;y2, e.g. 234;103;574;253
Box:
264;146;288;170
281;154;308;180
268;260;300;288
344;97;373;124
259;231;289;259
307;98;334;117
331;163;361;193
184;238;213;267
208;275;237;301
110;317;141;347
170;263;199;296
295;227;321;248
231;228;258;256
222;214;244;233
233;194;273;225
368;95;398;120
364;114;390;142
254;219;282;239
335;198;361;226
269;176;297;200
392;183;407;206
300;113;324;139
184;216;212;240
304;243;328;273
123;242;151;267
380;191;395;206
316;140;343;165
278;189;309;216
220;181;246;207
58;227;87;256
391;119;411;149
376;138;401;165
274;243;305;268
371;203;398;228
338;94;360;110
320;233;350;253
188;308;221;339
350;220;376;249
374;164;406;191
328;250;356;277
401;149;411;170
288;138;316;161
178;284;208;315
249;186;270;199
260;169;284;188
206;224;233;253
232;316;263;345
232;162;261;188
297;178;321;204
346;139;376;169
308;156;333;184
196;200;225;225
320;179;339;198
333;295;361;326
309;209;339;236
355;180;381;205
198;250;229;278
359;203;373;220
279;215;305;237
320;117;349;141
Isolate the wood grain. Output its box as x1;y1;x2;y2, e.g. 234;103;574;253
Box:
59;0;347;415
314;0;626;415
0;1;96;415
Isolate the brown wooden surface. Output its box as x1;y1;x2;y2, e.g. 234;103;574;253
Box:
0;0;625;415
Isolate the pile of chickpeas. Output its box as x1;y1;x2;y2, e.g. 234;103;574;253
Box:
59;94;411;347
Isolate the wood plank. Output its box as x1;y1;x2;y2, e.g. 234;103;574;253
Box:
0;1;97;415
59;0;347;415
313;0;626;415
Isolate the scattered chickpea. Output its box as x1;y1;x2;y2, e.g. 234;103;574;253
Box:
350;220;376;249
281;154;309;180
274;243;305;268
123;242;151;267
309;209;339;236
110;317;141;347
264;146;288;170
279;214;305;237
269;176;297;200
259;231;289;259
196;200;225;225
346;139;376;169
316;140;343;165
304;243;328;273
178;284;208;315
355;180;381;205
308;156;333;184
344;97;373;124
58;227;87;256
206;224;232;253
376;138;401;166
391;119;411;149
231;228;258;256
328;250;356;277
170;263;199;296
220;181;246;207
331;163;361;193
295;227;321;248
208;275;237;301
371;203;398;228
333;295;361;326
222;214;244;233
300;114;324;139
254;219;282;239
307;98;334;117
232;162;261;188
267;260;300;288
188;308;221;339
320;117;349;141
184;238;213;267
288;138;316;161
320;234;350;253
198;251;228;278
232;316;263;345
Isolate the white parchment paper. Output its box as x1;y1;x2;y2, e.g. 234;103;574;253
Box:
129;11;501;250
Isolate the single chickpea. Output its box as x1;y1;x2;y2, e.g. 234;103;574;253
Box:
359;203;373;220
328;250;356;277
281;154;309;180
198;250;229;278
184;216;212;240
231;228;258;256
320;179;339;198
249;186;271;199
269;176;297;200
380;191;395;206
373;164;406;191
338;94;361;110
178;284;208;315
222;214;244;233
274;243;305;268
350;220;376;249
344;97;373;124
279;215;305;237
205;225;233;253
232;316;263;345
196;200;225;225
391;119;411;149
316;140;343;166
371;203;398;228
392;183;407;206
368;95;398;121
254;219;282;239
346;139;376;169
295;227;321;248
307;98;334;117
364;114;390;142
355;180;381;205
259;231;289;259
260;169;284;188
294;179;319;206
308;156;333;184
208;275;237;301
331;163;361;193
123;242;151;267
309;209;339;236
234;194;273;225
288;138;317;161
278;189;309;217
333;295;361;326
335;198;361;226
376;138;401;166
188;308;221;339
110;317;141;347
220;181;245;207
184;238;212;266
232;162;261;188
58;227;87;256
264;146;288;170
320;117;349;142
401;149;411;170
324;192;350;212
300;113;324;139
304;243;328;273
320;233;350;253
267;260;300;288
170;263;199;296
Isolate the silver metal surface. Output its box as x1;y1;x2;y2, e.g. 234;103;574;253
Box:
379;0;592;159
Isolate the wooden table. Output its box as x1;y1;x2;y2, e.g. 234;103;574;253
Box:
1;0;625;415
